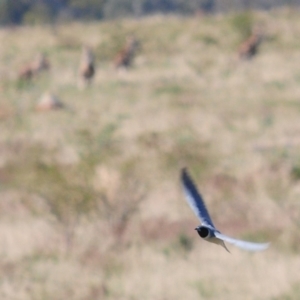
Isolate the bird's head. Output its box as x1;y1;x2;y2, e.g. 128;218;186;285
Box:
195;226;214;239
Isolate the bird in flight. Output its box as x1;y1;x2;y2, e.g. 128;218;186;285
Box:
181;168;269;252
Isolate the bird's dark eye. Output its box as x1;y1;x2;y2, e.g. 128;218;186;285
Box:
197;227;210;238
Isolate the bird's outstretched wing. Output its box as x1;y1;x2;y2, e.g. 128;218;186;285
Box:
181;168;215;228
214;232;269;252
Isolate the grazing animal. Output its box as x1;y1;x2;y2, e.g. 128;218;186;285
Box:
238;29;263;60
181;168;269;252
18;53;50;80
78;46;95;88
114;36;139;69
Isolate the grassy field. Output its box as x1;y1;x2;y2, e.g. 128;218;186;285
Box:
1;7;300;299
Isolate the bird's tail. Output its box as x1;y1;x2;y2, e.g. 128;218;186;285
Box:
219;239;230;253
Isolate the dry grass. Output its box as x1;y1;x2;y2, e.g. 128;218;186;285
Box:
1;8;300;299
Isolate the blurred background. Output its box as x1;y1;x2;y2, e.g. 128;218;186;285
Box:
1;0;300;24
1;1;300;299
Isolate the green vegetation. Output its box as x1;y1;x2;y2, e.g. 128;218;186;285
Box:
273;283;300;300
0;1;295;26
230;11;255;39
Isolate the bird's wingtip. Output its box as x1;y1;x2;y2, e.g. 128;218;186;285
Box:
257;242;270;250
181;167;189;179
181;167;187;173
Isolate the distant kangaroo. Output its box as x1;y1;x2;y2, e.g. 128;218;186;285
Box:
114;36;139;69
238;29;263;60
18;53;50;80
79;46;95;86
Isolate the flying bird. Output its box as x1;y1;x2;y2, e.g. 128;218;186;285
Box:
181;168;269;252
